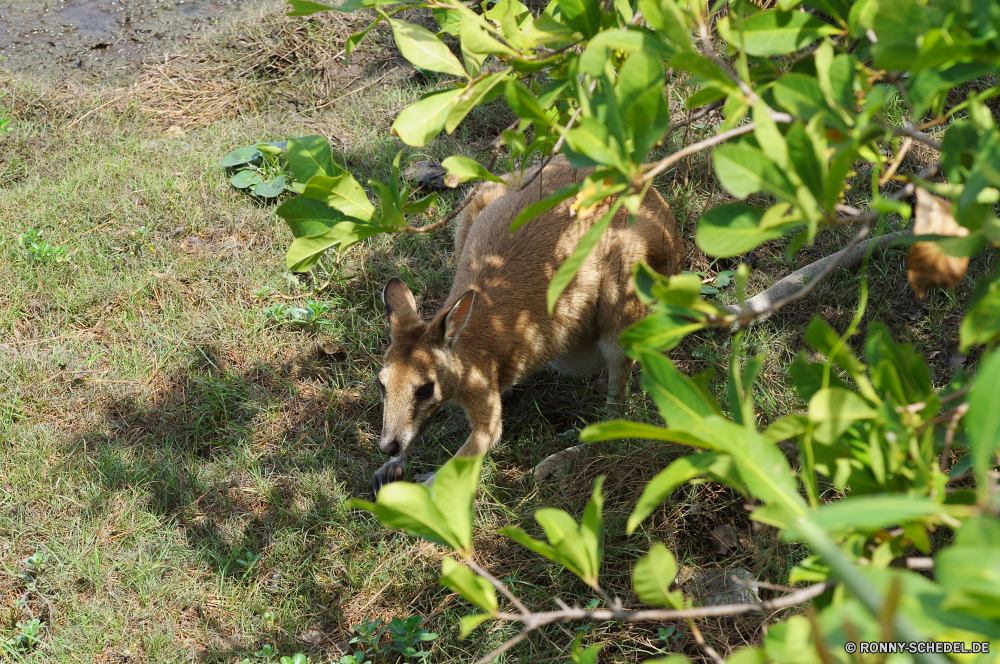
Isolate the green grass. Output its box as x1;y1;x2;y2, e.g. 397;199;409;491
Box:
0;6;996;664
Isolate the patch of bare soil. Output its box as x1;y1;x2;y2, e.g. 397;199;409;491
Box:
0;0;261;78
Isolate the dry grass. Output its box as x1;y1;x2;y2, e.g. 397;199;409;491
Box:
0;4;995;664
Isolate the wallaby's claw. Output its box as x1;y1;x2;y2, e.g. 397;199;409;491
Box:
372;456;407;496
413;472;436;485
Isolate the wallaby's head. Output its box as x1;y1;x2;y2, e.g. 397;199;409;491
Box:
377;278;475;457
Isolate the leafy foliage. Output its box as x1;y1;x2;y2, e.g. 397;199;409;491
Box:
279;0;1000;661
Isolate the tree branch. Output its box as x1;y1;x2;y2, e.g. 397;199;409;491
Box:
494;580;836;629
468;577;838;664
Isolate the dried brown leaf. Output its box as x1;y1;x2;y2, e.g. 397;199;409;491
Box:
906;188;969;298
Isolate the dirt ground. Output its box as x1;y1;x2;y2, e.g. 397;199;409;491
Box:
0;0;260;78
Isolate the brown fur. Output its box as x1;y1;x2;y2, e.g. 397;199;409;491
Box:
373;156;684;492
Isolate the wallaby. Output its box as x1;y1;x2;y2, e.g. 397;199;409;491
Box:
373;156;685;493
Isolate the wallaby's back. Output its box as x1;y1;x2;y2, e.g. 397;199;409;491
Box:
447;156;684;391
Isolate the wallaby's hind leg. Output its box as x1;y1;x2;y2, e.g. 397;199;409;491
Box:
599;336;632;403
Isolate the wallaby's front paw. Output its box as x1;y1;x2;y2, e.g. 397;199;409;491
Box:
372;456;407;496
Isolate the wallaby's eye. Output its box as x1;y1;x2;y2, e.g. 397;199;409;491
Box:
415;382;435;399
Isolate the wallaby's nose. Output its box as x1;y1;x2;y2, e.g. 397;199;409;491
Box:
379;437;400;456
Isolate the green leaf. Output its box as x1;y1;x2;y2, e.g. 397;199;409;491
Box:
430;455;483;554
909;62;996;117
277;196;348;238
220;145;260;168
772;74;833;126
446;70;511;134
345;454;483;555
505;80;554;129
960;273;1000;350
619;312;708;353
696;204;795;258
617;48;670;159
253;175;286;198
504;478;605;587
811;496;960;533
578;29;675;76
387;19;467;79
726;10;840;56
458;614;493;639
440;156;507;187
401;191;438;215
578;475;605;586
459;11;515;57
806;317;879;402
286;0;335;16
565;117;622;168
303;173;376;222
556;0;602;38
283;222;378;270
547;198;624;312
345;18;381;59
764;414;808;443
687;416;806;515
632;543;682;607
713;144;797;202
638;351;719;428
669;52;740;93
937;546;1000;617
966;348;1000;494
580;420;709;448
638;0;691;47
440;557;498;615
510;183;580;233
627;452;724;533
808;387;877;444
347;481;458;549
287;135;343;182
392;88;463;147
231;169;263;189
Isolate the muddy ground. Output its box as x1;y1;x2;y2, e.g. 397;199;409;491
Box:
0;0;264;78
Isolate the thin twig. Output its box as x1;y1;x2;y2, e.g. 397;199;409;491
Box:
665;100;724;137
474;629;532;664
467;558;529;615
879;137;913;186
642;122;755;181
513;105;584;193
293;68;398;117
938;403;969;472
494;581;836;628
690;619;727;664
893;125;941;150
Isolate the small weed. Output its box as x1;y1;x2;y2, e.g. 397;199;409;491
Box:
255;643;278;660
221;141;293;199
130;225;155;254
346;616;437;663
17;229;68;264
3;619;43;655
264;299;334;330
386;616;438;661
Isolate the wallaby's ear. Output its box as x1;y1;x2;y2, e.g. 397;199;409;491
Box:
382;278;419;329
443;290;476;346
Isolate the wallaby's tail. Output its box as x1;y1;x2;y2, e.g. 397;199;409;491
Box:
724;232;903;327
